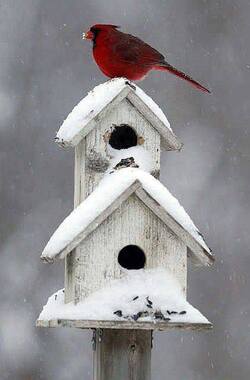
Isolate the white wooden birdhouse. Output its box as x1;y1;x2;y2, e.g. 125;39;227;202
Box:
37;78;214;333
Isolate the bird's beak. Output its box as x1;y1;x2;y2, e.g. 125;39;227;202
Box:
82;30;94;40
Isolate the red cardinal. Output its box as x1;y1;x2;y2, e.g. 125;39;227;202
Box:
82;24;210;93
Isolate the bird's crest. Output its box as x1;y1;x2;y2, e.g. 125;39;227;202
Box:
92;24;120;30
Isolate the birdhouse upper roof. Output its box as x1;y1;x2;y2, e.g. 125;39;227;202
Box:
41;168;214;267
55;78;182;150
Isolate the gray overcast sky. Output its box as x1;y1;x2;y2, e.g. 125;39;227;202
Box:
0;1;250;379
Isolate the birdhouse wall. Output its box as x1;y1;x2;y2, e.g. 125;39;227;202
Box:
83;99;161;198
65;193;187;304
66;100;166;304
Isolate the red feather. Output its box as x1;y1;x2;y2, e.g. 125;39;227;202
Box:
83;24;210;93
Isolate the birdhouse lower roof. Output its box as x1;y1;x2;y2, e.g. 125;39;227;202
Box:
41;168;214;266
55;78;182;150
37;268;212;329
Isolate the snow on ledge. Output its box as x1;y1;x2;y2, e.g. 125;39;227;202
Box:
56;78;172;146
108;145;154;173
41;168;212;262
37;269;210;324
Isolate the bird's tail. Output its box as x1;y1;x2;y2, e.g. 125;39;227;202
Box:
155;62;210;93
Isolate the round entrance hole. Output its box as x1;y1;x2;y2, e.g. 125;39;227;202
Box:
109;124;137;150
118;245;146;270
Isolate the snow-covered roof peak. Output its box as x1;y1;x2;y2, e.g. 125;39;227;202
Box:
41;168;214;266
55;78;182;150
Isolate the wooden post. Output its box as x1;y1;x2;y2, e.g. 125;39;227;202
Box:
93;329;152;380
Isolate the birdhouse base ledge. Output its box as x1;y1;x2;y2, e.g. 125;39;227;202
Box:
36;318;212;331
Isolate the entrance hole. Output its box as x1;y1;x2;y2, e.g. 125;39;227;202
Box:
109;124;137;150
118;245;146;270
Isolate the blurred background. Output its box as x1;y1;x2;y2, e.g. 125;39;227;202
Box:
0;0;249;379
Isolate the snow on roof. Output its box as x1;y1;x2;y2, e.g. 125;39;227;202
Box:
55;78;182;150
37;269;211;326
41;167;213;265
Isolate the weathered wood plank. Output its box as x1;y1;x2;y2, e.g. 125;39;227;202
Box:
65;139;86;302
36;319;212;331
135;188;214;267
93;329;152;380
74;139;86;206
127;91;182;151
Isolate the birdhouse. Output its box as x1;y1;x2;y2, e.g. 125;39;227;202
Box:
37;78;214;379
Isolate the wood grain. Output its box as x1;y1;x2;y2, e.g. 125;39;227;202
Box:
93;329;152;380
127;90;182;151
85;98;161;196
36;319;212;331
135;188;214;267
66;189;187;302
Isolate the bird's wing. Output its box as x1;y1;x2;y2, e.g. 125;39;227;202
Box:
112;33;165;67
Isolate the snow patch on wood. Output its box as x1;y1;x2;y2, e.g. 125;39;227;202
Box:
37;268;210;324
108;146;154;173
